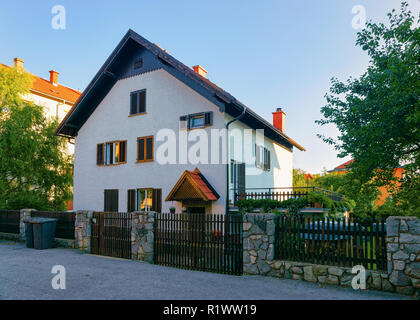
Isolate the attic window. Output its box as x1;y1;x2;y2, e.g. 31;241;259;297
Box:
134;58;143;69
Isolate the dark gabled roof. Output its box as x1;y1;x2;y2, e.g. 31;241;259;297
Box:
56;29;305;151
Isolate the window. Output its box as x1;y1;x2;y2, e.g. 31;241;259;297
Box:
255;144;270;171
104;189;119;212
127;188;162;212
179;112;213;130
134;58;143;69
130;90;146;115
231;160;245;194
137;136;153;162
97;141;126;166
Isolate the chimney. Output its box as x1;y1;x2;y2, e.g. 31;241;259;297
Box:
272;107;286;133
14;57;24;69
49;70;59;86
192;65;207;78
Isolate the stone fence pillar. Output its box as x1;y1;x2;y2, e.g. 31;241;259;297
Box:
75;211;92;252
131;211;155;263
386;216;420;295
243;213;276;275
19;208;34;240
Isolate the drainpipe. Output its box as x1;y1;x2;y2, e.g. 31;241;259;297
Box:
225;105;246;214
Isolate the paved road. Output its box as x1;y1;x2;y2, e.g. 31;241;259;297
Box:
0;241;412;300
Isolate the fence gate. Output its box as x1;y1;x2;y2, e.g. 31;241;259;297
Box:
154;213;243;275
91;212;132;259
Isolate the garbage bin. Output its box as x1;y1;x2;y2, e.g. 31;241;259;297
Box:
24;220;34;248
24;218;57;249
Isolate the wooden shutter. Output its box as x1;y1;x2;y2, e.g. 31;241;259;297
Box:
179;115;187;130
111;190;118;212
104;190;111;211
204;111;213;126
119;141;126;163
146;137;153;160
238;163;246;194
152;189;162;213
130;93;137;115
138;91;146;113
267;150;271;171
127;189;136;212
97;143;104;165
137;138;145;161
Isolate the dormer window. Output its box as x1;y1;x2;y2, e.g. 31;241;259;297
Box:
130;90;146;115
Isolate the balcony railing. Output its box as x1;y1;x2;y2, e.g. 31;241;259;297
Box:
233;187;343;204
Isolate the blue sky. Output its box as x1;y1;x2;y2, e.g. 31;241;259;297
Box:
1;0;418;173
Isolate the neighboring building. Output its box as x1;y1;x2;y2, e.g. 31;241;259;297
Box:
1;57;82;210
1;58;81;123
328;159;404;205
56;29;305;214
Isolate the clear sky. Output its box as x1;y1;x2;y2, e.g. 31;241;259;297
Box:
1;0;419;173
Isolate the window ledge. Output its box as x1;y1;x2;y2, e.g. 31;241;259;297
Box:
129;112;147;117
136;159;154;163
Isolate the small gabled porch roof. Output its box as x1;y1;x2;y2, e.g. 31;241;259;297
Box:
166;168;219;202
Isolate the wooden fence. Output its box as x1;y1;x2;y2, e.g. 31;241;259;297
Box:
0;210;20;234
154;213;243;275
32;211;75;239
90;212;132;259
235;191;309;202
275;215;387;271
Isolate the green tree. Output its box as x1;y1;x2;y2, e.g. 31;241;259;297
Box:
0;65;73;210
316;2;420;217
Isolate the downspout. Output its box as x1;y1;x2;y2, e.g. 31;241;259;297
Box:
225;105;246;214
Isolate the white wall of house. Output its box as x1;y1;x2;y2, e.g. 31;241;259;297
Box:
227;116;293;199
73;68;227;213
23;92;74;154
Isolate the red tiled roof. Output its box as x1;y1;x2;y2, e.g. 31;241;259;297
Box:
166;168;219;202
0;63;81;104
31;75;81;104
188;169;218;201
334;159;354;170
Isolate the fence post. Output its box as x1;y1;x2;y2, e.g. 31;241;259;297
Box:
75;210;92;252
131;211;155;263
243;213;276;275
386;216;420;296
19;208;34;241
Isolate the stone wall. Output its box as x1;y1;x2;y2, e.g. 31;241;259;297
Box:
131;212;155;263
75;211;92;252
386;216;420;295
243;213;420;296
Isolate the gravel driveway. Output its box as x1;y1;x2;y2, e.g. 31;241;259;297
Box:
0;240;413;300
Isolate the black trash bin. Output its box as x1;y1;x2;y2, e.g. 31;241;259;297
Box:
24;218;57;249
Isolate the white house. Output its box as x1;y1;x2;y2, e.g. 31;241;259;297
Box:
56;30;305;214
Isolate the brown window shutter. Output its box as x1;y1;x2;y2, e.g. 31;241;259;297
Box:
139;90;146;113
111;190;119;212
127;189;135;212
138;138;145;161
130;93;137;115
97;143;104;165
146;137;153;160
152;189;162;213
119;141;126;163
204;111;213;125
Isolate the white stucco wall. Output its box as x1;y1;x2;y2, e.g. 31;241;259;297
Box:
74;69;227;213
23;92;74;154
227;115;293;199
